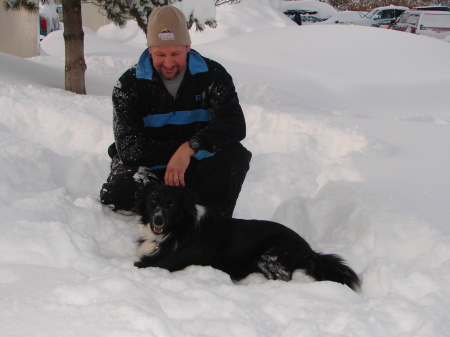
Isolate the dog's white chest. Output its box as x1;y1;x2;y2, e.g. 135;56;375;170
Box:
137;225;161;258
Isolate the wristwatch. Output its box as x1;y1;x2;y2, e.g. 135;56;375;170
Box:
188;137;200;153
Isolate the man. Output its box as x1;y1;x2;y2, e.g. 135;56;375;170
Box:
100;5;251;217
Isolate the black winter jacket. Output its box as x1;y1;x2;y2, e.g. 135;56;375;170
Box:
111;49;246;169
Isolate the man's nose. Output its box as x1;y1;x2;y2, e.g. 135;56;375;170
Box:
164;57;174;67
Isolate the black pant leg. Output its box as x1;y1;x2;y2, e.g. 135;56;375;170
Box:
186;143;252;217
100;156;162;211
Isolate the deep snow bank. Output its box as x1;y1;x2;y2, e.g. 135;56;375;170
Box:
1;0;450;335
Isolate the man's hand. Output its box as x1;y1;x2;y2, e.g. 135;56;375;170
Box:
164;142;195;186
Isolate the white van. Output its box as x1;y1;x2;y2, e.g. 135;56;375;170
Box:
352;6;408;28
392;10;450;39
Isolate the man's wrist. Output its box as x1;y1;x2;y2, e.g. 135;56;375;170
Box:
188;137;200;153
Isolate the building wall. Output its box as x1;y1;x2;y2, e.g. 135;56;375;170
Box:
81;3;111;32
0;2;111;59
0;5;39;58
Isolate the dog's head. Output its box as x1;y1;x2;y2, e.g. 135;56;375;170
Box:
135;184;202;236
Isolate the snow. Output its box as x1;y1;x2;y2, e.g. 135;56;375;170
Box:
1;0;450;336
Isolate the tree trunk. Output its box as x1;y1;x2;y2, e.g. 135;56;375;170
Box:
62;0;86;94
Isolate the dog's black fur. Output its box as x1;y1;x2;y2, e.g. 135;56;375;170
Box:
134;184;360;291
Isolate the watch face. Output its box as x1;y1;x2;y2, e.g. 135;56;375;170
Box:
190;138;200;150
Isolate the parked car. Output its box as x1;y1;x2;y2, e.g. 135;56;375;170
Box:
318;11;367;25
39;0;60;39
391;10;450;39
284;9;325;25
352;6;408;28
281;0;337;24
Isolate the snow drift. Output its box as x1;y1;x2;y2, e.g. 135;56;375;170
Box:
1;0;450;336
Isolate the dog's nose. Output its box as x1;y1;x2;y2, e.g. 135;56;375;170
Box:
153;215;165;227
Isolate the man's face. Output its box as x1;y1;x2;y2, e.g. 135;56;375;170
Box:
149;45;191;80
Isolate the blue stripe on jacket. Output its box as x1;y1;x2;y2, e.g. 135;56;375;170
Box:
144;109;217;169
143;109;212;127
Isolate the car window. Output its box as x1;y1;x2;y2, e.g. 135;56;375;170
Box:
394;9;406;17
365;9;379;19
407;14;419;25
396;13;407;23
380;10;394;19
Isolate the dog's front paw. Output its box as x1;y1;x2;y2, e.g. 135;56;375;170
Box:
137;240;158;258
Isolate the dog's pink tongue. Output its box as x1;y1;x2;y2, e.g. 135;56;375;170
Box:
154;227;163;234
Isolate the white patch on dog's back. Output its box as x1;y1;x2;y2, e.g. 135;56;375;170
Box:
195;204;206;222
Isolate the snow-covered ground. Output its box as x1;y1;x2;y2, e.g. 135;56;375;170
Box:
1;0;450;336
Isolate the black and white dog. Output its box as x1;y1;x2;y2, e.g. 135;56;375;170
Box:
134;184;360;291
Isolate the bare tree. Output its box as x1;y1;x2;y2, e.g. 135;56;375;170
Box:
62;0;86;94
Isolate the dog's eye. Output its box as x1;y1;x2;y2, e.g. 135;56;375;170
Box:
169;203;175;207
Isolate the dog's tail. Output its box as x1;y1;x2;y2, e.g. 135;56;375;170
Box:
304;253;360;291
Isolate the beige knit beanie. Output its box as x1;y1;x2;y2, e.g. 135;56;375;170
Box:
147;6;192;47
